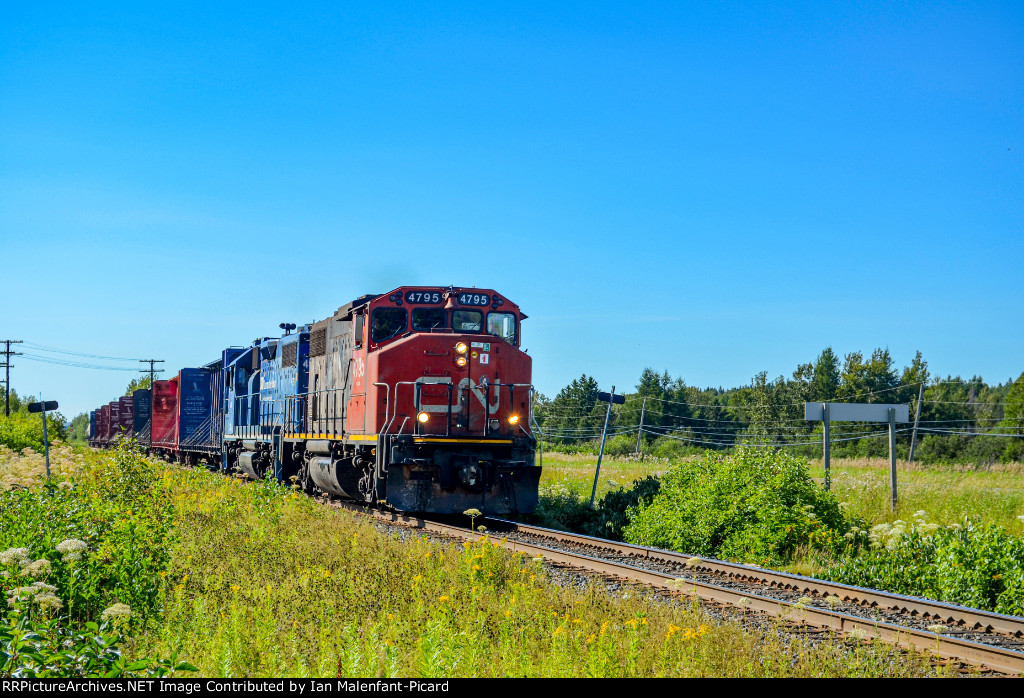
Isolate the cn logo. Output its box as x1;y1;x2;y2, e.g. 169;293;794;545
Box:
416;377;499;414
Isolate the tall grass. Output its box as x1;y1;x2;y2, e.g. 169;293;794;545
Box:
136;466;938;677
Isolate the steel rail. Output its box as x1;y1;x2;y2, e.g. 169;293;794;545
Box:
336;504;1024;676
489;517;1024;639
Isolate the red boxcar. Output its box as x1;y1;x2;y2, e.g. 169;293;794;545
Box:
98;404;111;446
151;377;180;453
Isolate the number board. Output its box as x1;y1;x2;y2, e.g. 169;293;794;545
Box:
404;291;443;304
457;292;490;306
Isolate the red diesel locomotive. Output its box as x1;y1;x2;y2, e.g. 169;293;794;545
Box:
289;286;540;514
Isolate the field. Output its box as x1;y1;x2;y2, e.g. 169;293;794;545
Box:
538;451;1024;533
0;443;946;678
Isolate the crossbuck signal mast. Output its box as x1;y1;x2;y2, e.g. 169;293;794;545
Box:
2;340;24;417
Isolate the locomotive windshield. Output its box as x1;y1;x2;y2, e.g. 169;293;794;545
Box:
452;310;482;332
412;307;447;331
372;308;407;343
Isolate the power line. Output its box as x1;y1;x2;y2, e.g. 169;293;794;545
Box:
20;353;141;371
22;342;140;361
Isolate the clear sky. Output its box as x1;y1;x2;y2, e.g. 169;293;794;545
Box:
1;2;1022;420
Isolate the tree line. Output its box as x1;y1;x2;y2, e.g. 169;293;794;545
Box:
533;348;1024;464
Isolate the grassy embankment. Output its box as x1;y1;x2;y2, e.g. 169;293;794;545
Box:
2;443;941;677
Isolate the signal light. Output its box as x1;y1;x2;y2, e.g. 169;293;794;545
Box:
455;342;468;354
417;412;430;424
455;356;468;367
508;414;520;426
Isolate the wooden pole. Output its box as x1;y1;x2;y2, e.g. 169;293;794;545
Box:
908;383;924;464
823;402;831;490
889;407;898;511
635;396;647;456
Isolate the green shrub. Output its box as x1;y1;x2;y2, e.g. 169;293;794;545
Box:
0;440;173;630
825;514;1024;615
623;448;852;565
0;412;66;452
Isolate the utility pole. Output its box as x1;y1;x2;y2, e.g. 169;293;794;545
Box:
908;382;924;464
2;340;24;416
139;359;164;452
635;396;647;456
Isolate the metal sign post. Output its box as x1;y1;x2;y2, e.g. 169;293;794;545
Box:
590;387;625;508
28;399;59;480
805;402;910;510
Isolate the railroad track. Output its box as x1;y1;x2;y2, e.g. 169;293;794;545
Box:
329;501;1024;676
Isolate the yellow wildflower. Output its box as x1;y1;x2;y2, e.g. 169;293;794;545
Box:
600;620;610;636
230;585;240;592
438;595;450;603
387;613;395;620
504;609;512;618
586;633;597;644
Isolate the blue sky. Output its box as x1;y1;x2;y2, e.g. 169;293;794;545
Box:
1;2;1022;419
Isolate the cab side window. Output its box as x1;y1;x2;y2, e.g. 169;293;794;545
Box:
487;312;517;344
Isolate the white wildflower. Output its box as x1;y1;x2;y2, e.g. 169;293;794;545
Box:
27;560;51;578
736;597;751;607
825;595;842;608
686;556;701;569
101;603;132;622
33;592;63;613
55;539;88;561
927;624;948;635
0;548;30;566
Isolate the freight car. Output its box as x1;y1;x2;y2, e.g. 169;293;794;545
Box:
90;286;540;515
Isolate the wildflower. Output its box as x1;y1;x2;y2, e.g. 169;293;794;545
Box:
504;609;512;618
57;481;74;490
599;620;610;636
586;633;597;644
825;596;842;609
56;539;89;562
101;603;132;622
686;557;701;569
666;623;681;639
625;619;638;628
794;596;813;608
847;628;868;641
33;592;63;613
231;585;241;592
438;595;450;603
388;613;395;620
532;555;544;562
27;560;51;578
927;624;948;635
477;525;487;533
424;552;432;558
463;508;482;517
0;548;30;566
736;597;751;608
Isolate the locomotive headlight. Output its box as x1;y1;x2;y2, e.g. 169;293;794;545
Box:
454;342;468;354
507;414;520;426
455;355;468;367
417;412;430;424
